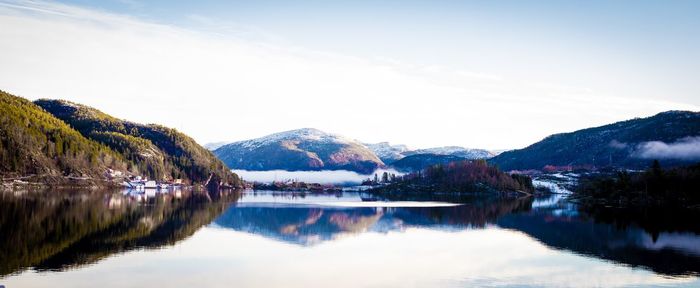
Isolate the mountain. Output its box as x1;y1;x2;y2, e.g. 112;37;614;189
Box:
364;142;495;165
204;141;229;151
363;142;410;164
490;111;700;171
403;146;495;159
34;99;240;186
214;128;384;174
390;153;466;172
362;143;496;171
0;91;130;184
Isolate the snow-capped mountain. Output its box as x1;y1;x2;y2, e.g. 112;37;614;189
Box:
404;146;496;159
204;141;230;151
364;143;495;164
213;128;384;174
363;142;410;164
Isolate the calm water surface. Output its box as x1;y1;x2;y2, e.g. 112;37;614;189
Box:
1;188;699;287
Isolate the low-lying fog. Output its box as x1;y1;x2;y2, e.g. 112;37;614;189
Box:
232;169;404;185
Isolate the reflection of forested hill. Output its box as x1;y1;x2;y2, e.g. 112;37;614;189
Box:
213;196;533;245
0;189;239;276
497;209;700;276
391;196;532;229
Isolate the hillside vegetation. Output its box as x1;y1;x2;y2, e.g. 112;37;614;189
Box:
574;161;700;208
35;99;240;186
372;160;534;194
0;91;127;183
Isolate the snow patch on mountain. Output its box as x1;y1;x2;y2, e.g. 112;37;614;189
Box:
363;142;410;163
405;146;496;159
204;141;230;151
231;128;354;151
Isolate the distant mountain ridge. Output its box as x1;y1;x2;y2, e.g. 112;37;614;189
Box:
390;154;466;172
362;142;410;163
361;142;497;171
212;129;499;174
211;111;698;174
489;111;700;171
213;128;384;174
204;141;229;151
403;146;495;159
363;143;495;164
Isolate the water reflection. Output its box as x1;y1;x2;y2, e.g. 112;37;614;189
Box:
1;188;699;287
212;191;700;277
0;188;240;276
499;195;700;276
214;192;532;245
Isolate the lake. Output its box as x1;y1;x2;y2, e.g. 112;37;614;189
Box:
1;187;699;287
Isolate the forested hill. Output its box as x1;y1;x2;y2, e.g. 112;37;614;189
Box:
0;91;129;183
372;160;534;194
490;111;700;171
35;99;240;186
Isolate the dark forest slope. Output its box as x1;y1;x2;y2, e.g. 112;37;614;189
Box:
490;111;700;171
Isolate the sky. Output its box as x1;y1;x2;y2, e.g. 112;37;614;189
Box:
0;0;698;150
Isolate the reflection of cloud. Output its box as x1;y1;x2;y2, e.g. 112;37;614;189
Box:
172;228;696;288
232;169;403;185
633;137;700;160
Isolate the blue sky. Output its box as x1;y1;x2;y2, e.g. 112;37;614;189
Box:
0;0;698;149
54;0;700;104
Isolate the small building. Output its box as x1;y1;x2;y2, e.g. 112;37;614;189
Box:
144;180;157;189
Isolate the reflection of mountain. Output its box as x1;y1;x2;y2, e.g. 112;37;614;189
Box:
213;196;533;246
0;189;240;276
214;207;383;245
497;206;700;276
214;192;700;277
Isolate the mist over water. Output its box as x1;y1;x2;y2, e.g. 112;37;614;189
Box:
232;169;403;185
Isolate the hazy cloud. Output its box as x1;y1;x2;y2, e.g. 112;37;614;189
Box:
633;137;700;160
609;139;628;149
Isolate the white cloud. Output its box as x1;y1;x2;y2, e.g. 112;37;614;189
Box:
0;0;697;150
633;137;700;160
609;140;628;149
